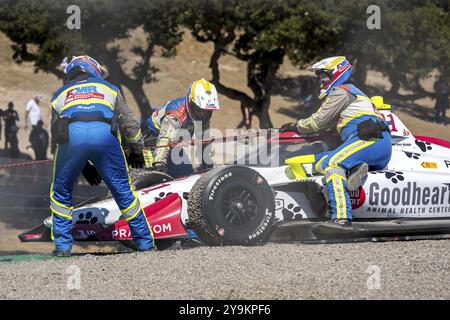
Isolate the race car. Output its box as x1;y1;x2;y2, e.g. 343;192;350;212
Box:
19;100;450;250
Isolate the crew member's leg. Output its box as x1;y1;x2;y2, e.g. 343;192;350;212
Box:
318;132;391;221
50;125;89;253
90;126;154;250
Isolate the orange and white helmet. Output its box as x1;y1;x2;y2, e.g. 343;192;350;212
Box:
188;78;220;110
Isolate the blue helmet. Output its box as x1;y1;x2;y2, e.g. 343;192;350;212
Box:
64;55;109;80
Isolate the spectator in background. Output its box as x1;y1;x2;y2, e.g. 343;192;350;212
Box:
434;75;449;124
29;120;49;160
0;106;3;145
4;102;19;150
25;95;42;130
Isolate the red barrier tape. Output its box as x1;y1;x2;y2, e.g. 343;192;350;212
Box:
0;129;328;169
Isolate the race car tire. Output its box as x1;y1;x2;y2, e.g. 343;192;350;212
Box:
130;169;173;190
118;170;173;251
107;169;173;197
187;165;276;246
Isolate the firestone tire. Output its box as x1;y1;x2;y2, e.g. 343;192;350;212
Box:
187;165;275;246
130;169;173;190
119;169;173;251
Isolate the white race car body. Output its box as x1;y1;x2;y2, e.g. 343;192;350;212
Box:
20;109;450;245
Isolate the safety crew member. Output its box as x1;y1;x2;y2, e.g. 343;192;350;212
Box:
281;56;392;229
50;55;153;256
145;79;220;177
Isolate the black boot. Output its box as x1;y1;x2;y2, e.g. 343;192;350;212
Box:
52;250;71;257
346;163;368;191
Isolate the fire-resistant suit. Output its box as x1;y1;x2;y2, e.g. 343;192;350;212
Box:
50;75;154;252
293;83;392;220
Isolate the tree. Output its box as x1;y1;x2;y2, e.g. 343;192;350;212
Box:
0;0;183;119
320;0;450;98
183;0;339;128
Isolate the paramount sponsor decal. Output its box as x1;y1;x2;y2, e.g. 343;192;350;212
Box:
366;182;450;215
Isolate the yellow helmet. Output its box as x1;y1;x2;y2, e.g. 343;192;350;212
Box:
188;78;220;110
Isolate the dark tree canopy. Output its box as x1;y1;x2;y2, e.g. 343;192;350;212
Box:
0;0;183;119
183;0;339;128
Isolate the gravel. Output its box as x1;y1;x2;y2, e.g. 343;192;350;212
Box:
1;240;450;300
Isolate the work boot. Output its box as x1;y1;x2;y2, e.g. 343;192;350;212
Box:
346;163;368;191
52;250;71;257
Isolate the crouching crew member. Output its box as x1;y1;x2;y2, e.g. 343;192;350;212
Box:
281;57;392;230
145;79;220;177
50;55;153;256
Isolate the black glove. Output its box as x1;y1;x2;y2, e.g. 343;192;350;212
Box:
280;122;300;133
151;162;167;172
82;162;102;186
127;152;145;169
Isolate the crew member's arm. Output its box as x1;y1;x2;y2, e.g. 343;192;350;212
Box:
114;92;144;154
153;115;182;169
198;120;213;170
295;87;355;134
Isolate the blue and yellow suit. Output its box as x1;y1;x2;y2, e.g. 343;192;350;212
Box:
50;76;154;251
145;96;212;177
295;84;392;220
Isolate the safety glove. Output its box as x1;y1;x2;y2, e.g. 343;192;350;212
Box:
280;122;300;134
127;152;145;169
82;162;103;186
151;161;167;173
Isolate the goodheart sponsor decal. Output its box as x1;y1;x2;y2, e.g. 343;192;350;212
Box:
65;86;105;104
366;182;450;214
349;186;366;209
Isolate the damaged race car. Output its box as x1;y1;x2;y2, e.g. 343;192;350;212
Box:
19;100;450;250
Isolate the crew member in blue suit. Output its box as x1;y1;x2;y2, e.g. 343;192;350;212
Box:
281;57;392;230
50;55;153;256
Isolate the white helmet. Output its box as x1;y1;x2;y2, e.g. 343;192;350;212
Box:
188;78;220;111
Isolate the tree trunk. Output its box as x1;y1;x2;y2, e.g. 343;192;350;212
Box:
254;99;273;129
126;80;152;120
103;55;152;120
353;56;368;91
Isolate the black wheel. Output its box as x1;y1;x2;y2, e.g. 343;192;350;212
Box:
130;169;173;190
107;169;173;197
187;165;275;246
116;170;174;251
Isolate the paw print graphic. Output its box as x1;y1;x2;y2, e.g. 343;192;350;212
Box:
282;203;302;221
415;140;432;153
154;191;173;202
75;211;98;224
384;171;405;184
404;151;421;160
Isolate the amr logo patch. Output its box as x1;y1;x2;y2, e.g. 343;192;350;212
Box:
415;139;433;152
